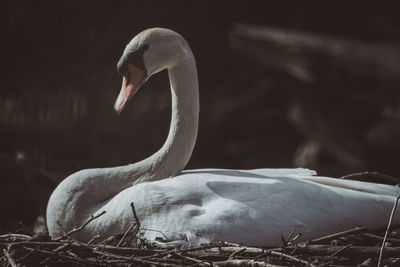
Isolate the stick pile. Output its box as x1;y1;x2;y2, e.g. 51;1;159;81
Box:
1;198;400;267
1;226;400;266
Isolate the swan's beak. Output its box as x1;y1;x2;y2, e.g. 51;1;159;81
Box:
114;64;146;114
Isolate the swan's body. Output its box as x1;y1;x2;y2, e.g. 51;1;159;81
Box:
47;28;400;247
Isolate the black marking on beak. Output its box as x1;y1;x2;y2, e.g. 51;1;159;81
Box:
117;44;150;76
126;71;131;86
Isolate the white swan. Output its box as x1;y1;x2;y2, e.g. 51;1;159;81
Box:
46;28;400;247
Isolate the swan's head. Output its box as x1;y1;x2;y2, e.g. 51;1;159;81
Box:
114;28;189;113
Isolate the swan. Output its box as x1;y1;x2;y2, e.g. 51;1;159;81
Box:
46;28;400;247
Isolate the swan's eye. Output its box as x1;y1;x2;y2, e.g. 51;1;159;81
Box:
126;71;131;85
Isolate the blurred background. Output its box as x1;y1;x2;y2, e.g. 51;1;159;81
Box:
2;1;400;232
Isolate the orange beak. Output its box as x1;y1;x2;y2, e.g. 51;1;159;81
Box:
114;64;146;114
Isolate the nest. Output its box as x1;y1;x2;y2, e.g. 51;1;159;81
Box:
1;198;400;267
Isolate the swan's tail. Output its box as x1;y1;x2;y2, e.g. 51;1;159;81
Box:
302;176;400;197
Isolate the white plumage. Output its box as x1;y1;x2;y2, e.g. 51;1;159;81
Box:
47;28;400;247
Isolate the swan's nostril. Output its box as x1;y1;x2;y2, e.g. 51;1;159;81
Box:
126;72;131;86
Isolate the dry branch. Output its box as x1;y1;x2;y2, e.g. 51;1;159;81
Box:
3;249;17;267
308;226;366;244
269;251;316;267
294;244;400;257
0;234;31;243
362;232;400;244
213;259;285;267
378;195;400;267
54;210;106;241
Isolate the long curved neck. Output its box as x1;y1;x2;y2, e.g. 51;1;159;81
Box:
154;57;200;177
115;48;199;186
130;54;199;183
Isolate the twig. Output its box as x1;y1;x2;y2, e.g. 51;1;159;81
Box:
86;234;101;245
56;220;68;237
4;241;60;251
206;245;265;256
308;226;366;244
291;233;302;243
206;244;400;257
252;251;267;261
2;240;159;257
115;202;141;247
142;243;225;259
91;245;159;256
17;248;36;262
362;233;400;245
171;251;212;266
39;257;51;265
52;242;70;252
116;223;136;247
23;247;93;266
140;228;170;241
66;250;78;258
0;234;31;242
184;242;240;253
92;248;183;267
3;249;18;267
293;244;400;257
329;243;352;257
227;247;246;261
378;195;400;267
54;210;106;241
130;202;141;238
286;228;296;243
269;250;316;267
220;241;241;247
282;228;302;246
213;259;286;267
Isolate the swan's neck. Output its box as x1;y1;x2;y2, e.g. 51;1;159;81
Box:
47;39;199;236
118;50;199;185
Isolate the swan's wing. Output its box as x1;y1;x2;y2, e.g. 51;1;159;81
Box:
231;168;400;197
200;174;400;244
182;168;317;178
246;168;317;177
301;176;400;197
182;168;399;198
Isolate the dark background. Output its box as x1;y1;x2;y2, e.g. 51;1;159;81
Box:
2;1;400;232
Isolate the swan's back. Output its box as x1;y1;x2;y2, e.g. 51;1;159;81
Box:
74;168;400;246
